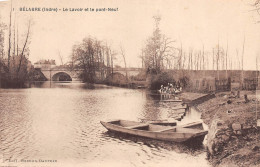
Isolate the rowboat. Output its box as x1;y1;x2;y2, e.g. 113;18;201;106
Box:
100;120;208;142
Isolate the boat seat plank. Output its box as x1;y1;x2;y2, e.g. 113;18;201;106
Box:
154;127;176;132
181;121;202;128
126;124;149;129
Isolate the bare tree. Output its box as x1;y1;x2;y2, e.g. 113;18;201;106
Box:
190;48;193;70
58;51;64;66
236;49;240;70
256;55;259;83
17;19;31;74
182;52;186;69
225;39;229;79
178;42;183;70
12;14;16;72
187;48;191;70
143;15;176;74
16;19;18;57
202;44;205;70
216;40;220;80
139;49;145;69
7;1;12;72
109;47;116;75
0;17;6;60
252;0;260;23
206;52;209;70
241;35;245;88
212;48;215;70
120;45;128;82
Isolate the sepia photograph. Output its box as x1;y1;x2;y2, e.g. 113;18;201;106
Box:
0;0;259;166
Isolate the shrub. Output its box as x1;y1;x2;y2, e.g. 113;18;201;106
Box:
149;72;176;90
105;72;127;86
179;76;190;88
131;70;146;81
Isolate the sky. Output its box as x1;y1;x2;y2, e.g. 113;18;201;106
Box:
0;0;259;69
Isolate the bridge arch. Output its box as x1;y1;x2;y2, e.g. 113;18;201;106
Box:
52;72;72;81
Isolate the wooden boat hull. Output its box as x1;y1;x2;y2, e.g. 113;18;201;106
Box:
100;120;208;143
149;121;177;126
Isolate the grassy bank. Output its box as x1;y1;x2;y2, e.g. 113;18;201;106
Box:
194;91;260;166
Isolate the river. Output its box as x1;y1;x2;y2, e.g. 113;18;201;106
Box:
0;82;210;167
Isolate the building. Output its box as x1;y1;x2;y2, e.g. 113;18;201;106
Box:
188;76;216;92
34;59;56;69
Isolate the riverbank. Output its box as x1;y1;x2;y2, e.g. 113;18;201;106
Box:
188;91;260;166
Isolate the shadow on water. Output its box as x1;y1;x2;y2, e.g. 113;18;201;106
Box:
102;131;205;155
28;81;114;89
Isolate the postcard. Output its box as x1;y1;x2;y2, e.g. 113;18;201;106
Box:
0;0;259;167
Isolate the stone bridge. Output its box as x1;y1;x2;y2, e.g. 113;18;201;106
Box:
40;68;82;81
39;67;142;81
113;68;141;76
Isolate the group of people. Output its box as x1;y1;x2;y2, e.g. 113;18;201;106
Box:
158;83;182;94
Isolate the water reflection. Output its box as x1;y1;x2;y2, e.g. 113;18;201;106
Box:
0;82;210;167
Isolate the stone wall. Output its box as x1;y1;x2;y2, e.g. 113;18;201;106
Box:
163;70;259;92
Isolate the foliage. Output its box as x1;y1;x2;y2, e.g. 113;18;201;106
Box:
149;72;176;90
142;15;176;74
0;8;32;88
28;68;47;81
71;36;116;83
178;76;190;88
130;70;147;81
254;0;260;20
105;72;127;86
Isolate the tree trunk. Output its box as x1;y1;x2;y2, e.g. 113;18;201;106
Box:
241;36;245;90
17;20;31;74
7;2;12;72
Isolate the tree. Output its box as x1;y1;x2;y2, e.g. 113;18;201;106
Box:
139;49;145;69
236;49;241;70
212;41;224;80
71;36;116;83
225;39;229;79
3;2;32;87
241;35;245;89
58;51;64;66
7;1;12;72
143;15;176;74
119;45;128;82
17;19;31;76
253;0;260;21
0;16;6;87
0;18;6;60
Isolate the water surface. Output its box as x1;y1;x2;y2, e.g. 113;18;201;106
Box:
0;82;210;167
